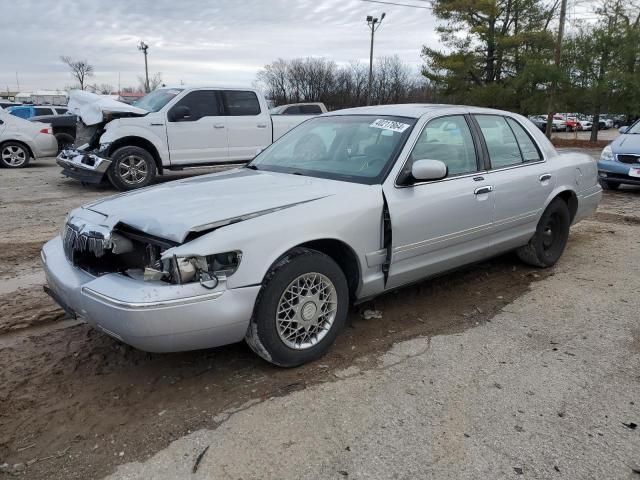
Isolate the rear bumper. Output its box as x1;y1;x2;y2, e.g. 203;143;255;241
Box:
56;149;111;183
33;133;58;158
42;236;260;352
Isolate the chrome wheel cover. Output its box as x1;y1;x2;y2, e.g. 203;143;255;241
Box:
1;145;27;167
276;272;338;350
118;155;148;184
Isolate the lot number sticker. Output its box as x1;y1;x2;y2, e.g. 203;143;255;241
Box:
370;119;411;133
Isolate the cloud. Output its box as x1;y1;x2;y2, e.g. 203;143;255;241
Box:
0;0;438;92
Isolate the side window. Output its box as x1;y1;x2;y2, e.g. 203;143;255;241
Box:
301;105;322;114
223;91;261;116
406;115;478;177
506;118;542;162
475;115;523;168
283;106;301;114
35;107;52;116
55;108;68;114
168;90;219;122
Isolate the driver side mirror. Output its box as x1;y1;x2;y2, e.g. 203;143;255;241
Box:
411;159;447;181
619;126;628;134
169;105;192;122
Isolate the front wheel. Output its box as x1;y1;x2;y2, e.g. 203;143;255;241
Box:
517;198;571;268
107;146;157;191
245;248;349;367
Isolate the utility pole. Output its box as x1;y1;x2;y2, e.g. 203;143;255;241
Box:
366;12;385;106
15;71;20;92
138;41;150;93
545;0;568;138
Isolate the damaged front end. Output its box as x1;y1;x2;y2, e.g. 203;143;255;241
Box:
62;217;241;290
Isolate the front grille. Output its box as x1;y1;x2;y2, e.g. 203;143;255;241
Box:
617;154;640;165
63;223;108;263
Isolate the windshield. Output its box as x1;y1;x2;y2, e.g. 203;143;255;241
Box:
627;120;640;134
249;115;416;184
132;88;183;112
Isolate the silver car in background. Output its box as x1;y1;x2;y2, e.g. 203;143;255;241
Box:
0;109;58;168
42;105;601;366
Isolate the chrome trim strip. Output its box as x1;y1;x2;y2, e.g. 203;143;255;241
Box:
394;222;493;254
81;287;223;310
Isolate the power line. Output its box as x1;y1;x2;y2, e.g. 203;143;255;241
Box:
360;0;432;9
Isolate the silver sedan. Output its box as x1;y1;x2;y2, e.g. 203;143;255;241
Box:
42;105;601;366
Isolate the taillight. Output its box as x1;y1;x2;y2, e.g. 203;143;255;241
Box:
39;127;52;135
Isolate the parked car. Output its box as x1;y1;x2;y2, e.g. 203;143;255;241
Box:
0;109;58;168
7;105;68;119
42;105;601;366
552;115;567;131
577;119;593;131
0;101;21;110
29;114;77;153
56;87;315;190
598;120;640;189
529;116;547;132
270;102;328;115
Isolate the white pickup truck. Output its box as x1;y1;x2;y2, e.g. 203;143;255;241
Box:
57;87;313;190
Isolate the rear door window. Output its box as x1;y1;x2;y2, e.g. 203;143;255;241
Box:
283;106;301;114
55;108;68;114
35;107;53;116
474;115;523;168
222;91;261;116
301;105;323;114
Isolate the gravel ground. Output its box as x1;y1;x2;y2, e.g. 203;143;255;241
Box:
0;154;638;479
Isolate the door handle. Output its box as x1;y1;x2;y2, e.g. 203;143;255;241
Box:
213;124;225;129
149;123;164;126
539;173;552;182
257;123;267;128
474;185;494;195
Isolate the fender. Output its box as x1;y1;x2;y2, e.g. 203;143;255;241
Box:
99;122;169;165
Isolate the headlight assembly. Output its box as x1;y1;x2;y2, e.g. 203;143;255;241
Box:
162;251;242;289
600;145;614;162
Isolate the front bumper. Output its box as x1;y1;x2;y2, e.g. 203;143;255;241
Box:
56;149;112;184
42;236;260;352
598;159;640;186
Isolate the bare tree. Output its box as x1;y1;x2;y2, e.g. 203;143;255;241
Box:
138;72;163;92
60;56;94;90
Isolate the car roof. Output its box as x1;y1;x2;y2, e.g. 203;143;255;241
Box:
323;103;520;119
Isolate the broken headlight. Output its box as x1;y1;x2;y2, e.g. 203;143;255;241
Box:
162;251;242;289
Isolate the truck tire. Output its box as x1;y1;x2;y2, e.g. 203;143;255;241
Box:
107;146;157;191
245;248;349;367
0;142;31;168
517;198;570;268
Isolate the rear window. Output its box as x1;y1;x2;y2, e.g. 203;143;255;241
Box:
223;91;261;116
301;104;323;114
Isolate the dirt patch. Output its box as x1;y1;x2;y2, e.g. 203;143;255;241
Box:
593;211;640;226
0;242;44;277
0;288;65;335
0;252;562;480
551;138;609;149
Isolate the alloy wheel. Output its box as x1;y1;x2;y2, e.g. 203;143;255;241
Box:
1;145;27;167
118;155;148;185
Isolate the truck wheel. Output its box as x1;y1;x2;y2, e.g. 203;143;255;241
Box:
245;248;349;367
55;133;75;154
0;142;31;168
107;146;157;191
517;198;570;268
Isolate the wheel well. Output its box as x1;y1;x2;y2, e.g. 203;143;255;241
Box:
556;190;578;222
0;140;33;159
108;137;163;174
297;239;361;300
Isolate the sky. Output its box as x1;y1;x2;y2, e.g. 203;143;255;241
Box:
0;0;439;93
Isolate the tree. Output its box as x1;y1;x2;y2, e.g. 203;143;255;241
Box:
138;73;163;92
60;56;94;90
421;0;557;112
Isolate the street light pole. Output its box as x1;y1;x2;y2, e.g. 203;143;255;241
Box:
138;41;150;93
366;12;385;106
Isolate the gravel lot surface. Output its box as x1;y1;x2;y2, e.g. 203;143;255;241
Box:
0;153;638;479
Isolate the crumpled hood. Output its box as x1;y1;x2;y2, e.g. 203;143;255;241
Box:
611;134;640;154
67;90;147;126
82;169;344;243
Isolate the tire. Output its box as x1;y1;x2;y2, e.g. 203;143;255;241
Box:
517;198;571;268
245;248;349;367
107;146;157;191
599;179;620;190
0;142;31;168
55;133;75;154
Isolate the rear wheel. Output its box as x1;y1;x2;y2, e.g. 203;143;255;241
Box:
599;179;620;190
0;142;30;168
107;146;157;191
517;198;571;268
245;248;349;367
